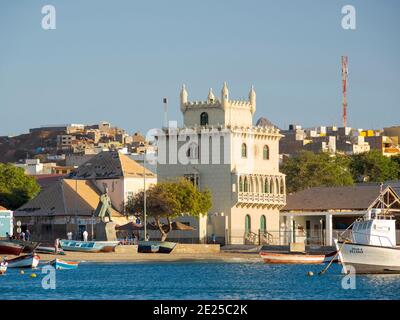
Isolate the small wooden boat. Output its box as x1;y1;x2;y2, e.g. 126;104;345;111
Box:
35;245;65;255
260;251;339;264
138;242;160;253
10;240;40;253
50;259;79;270
0;262;7;275
6;254;40;268
0;240;24;256
59;240;120;253
138;241;177;254
94;241;121;252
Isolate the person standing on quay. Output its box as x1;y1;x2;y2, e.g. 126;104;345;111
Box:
83;230;89;242
26;229;31;241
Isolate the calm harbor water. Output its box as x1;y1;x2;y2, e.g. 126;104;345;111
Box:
1;261;400;300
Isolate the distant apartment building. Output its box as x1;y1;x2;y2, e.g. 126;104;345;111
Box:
57;134;75;151
279;123;400;157
365;135;400;157
14;159;56;175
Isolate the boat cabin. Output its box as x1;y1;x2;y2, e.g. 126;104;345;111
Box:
352;209;396;247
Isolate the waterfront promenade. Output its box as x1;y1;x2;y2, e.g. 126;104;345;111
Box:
37;251;261;263
35;244;335;263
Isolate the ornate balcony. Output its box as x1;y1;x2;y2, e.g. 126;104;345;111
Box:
237;192;286;207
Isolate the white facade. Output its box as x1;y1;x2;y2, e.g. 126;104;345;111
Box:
156;83;286;244
14;159;56;175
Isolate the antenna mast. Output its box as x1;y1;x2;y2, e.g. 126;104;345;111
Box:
163;97;168;128
341;56;349;127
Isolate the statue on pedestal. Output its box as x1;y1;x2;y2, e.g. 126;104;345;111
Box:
94;188;117;241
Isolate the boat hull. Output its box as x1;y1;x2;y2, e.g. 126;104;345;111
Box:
138;241;176;254
93;241;120;252
336;240;400;274
0;241;24;255
36;246;65;255
260;252;326;264
50;259;79;270
59;240;119;253
10;240;40;253
6;254;40;268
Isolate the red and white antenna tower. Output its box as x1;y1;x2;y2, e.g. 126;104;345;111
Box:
341;56;349;128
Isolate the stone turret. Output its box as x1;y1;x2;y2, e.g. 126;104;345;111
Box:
180;84;188;112
249;85;256;114
221;82;229;109
207;88;216;103
180;83;256;127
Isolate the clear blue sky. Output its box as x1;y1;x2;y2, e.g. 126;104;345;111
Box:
1;0;399;136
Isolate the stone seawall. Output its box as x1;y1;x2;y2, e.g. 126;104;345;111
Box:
115;245;138;254
172;244;220;254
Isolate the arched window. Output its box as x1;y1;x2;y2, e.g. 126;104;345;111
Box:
244;177;249;192
270;179;275;194
260;215;266;232
245;215;251;235
239;177;244;192
280;178;285;194
264;179;270;193
263;145;270;160
200;112;209;126
241;143;247;158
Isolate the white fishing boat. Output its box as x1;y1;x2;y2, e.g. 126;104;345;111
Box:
336;206;400;274
6;254;40;269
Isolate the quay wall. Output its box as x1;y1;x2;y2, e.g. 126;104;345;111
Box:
172;244;220;254
115;245;138;254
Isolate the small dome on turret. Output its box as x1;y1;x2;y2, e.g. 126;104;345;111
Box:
207;88;215;103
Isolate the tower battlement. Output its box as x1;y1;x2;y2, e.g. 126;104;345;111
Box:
180;82;256;115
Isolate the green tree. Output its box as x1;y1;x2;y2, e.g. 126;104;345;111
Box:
0;163;40;209
391;155;400;179
126;179;212;241
349;150;399;182
281;151;354;193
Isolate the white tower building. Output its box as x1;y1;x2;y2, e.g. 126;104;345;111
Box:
156;83;286;244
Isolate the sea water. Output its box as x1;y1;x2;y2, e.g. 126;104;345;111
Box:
1;261;400;300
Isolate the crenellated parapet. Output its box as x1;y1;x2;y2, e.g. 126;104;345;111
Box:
161;124;281;138
180;82;256;114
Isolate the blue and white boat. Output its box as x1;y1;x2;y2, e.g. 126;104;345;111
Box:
59;240;120;253
50;258;79;270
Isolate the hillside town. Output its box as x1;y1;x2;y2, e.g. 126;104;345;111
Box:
1;83;400;249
